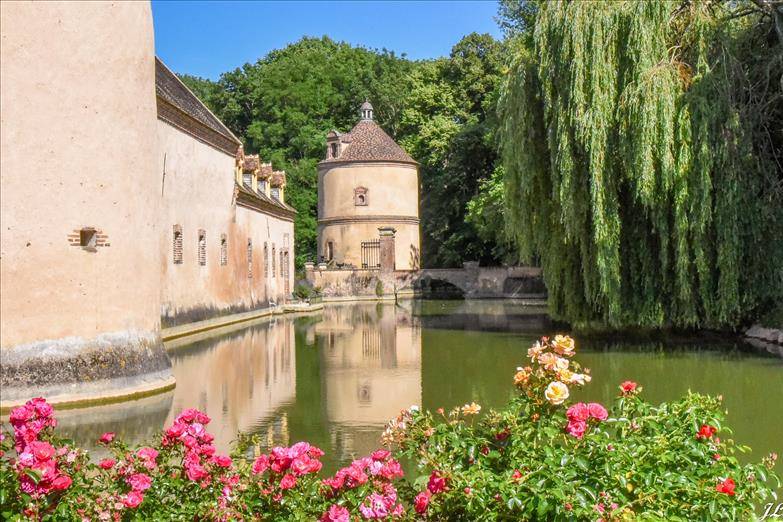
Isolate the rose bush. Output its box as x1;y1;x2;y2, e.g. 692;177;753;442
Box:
386;336;780;520
1;335;779;520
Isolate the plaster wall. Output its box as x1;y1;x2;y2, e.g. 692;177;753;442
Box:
0;2;161;346
318;162;420;270
158;121;294;325
318;222;420;270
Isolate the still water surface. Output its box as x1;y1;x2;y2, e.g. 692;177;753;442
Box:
55;300;782;476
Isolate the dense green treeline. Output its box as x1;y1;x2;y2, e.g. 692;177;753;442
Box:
182;1;781;330
181;34;509;268
499;0;782;330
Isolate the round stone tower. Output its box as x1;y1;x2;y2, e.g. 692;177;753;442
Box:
317;102;421;270
0;2;172;407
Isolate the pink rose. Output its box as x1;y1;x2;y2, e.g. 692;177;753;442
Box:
279;473;297;490
371;449;391;461
10;405;34;425
620;380;638;394
51;475;72;491
252;455;270;475
414;490;431;514
566;402;590;422
380;459;404;480
136;447;158;461
588;403;608;421
177;409;199;423
211;455;232;468
566;420;587;439
98;432;115;444
320;504;350;522
127;473;152;492
99;458;116;470
185;463;208;482
122;491;144;508
30;398;53;418
427;471;447;494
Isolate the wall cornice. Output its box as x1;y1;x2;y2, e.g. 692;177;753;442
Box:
317;160;418;171
318;215;420;226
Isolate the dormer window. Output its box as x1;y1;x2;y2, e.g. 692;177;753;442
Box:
330;142;339;159
270;187;280;201
257;179;267;195
242;172;252;187
354;186;368;206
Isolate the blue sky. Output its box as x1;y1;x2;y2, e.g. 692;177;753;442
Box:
152;1;502;80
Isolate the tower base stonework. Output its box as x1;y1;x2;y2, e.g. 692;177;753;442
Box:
0;331;173;410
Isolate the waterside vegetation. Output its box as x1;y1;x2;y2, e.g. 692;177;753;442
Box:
1;336;778;520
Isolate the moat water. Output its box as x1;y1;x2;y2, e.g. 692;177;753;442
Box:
52;300;782;475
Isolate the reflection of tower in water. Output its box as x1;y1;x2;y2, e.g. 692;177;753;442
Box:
317;302;421;462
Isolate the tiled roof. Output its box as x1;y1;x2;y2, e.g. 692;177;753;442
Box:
242;154;260;173
155;58;240;147
235;182;296;218
320;119;416;165
270;171;286;187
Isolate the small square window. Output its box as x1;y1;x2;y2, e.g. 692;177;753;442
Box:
80;228;97;250
354;187;368;206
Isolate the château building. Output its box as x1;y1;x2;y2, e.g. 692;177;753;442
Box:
317;102;421;271
0;1;295;408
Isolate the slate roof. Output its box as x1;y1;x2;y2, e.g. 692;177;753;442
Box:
155;58;240;147
320;119;417;166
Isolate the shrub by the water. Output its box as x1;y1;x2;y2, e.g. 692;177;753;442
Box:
1;336;778;520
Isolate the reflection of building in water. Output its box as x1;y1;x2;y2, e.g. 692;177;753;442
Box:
317;302;421;460
167;320;296;452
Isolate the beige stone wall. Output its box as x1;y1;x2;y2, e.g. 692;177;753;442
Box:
0;2;161;346
317;162;420;270
158;121;295;324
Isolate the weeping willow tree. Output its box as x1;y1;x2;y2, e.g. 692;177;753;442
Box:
499;0;782;330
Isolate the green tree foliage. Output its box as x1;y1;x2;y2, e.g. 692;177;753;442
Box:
182;37;415;267
499;0;783;329
400;33;506;267
181;34;507;269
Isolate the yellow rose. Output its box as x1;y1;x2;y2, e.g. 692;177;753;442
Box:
552;335;575;357
514;369;530;387
544;381;569;405
527;342;545;361
461;402;481;415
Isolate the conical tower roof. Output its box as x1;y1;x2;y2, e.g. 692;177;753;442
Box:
320;103;417;165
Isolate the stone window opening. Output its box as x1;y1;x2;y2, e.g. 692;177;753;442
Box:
330;142;338;159
326;240;334;262
173;225;183;264
79;227;97;251
272;244;276;277
354;186;368;206
198;230;206;266
219;234;227;266
247;238;253;279
264;243;269;278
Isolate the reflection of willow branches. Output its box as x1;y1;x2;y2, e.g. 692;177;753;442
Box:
579;338;761;360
